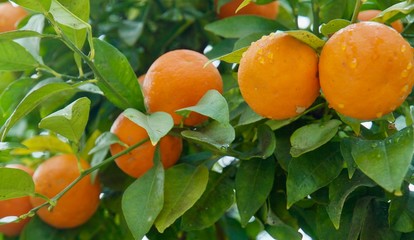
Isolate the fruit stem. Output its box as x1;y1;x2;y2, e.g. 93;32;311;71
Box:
351;0;363;23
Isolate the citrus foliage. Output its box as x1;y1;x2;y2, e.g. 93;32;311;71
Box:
1;0;414;239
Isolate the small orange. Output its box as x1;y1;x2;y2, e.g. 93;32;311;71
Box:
358;9;404;33
110;113;183;178
319;22;414;120
143;49;223;126
0;2;28;32
29;154;101;229
216;0;279;20
0;164;34;237
237;33;320;120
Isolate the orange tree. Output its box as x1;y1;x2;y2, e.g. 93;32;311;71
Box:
1;0;414;239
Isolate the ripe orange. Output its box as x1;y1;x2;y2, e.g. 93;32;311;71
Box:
110;113;183;178
138;74;146;86
216;0;279;20
29;154;101;229
237;33;320;120
0;164;34;237
0;2;28;32
319;22;414;120
357;9;404;33
142;49;223;126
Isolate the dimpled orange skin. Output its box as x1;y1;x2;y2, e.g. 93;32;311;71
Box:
358;9;404;33
216;0;279;20
0;164;34;237
238;33;320;120
29;155;101;229
110;113;183;178
0;2;28;32
319;22;414;120
143;49;223;126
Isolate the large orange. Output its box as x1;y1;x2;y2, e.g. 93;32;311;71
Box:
143;49;223;126
357;9;404;33
0;164;34;237
319;22;414;120
110;113;183;178
216;0;279;20
237;33;320;120
0;2;28;32
29;154;101;229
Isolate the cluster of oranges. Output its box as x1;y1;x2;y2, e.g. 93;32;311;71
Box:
238;9;414;121
110;49;223;178
109;0;279;179
0;156;101;237
1;0;413;237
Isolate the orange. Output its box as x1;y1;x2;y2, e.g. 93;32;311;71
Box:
142;49;223;126
29;154;101;229
110;113;183;178
216;0;279;20
358;9;404;33
319;22;414;120
237;33;320;120
0;164;34;237
138;74;146;86
0;2;28;32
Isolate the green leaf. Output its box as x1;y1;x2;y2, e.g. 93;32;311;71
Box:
0;80;79;140
351;126;414;193
340;138;357;178
49;0;89;30
205;16;285;38
122;147;164;240
93;38;144;110
389;191;414;232
15;14;45;64
290;119;342;157
326;171;376;229
208;47;248;64
236;157;275;226
51;0;90;72
38;97;90;144
177;90;229;124
0;168;34;200
285;30;325;52
360;200;401;240
236;103;264;127
0;39;39;71
12;0;51;12
338;113;361;136
122;108;174;145
181;121;235;150
320;19;351;37
235;124;276;160
372;1;414;23
155;164;209;233
11;135;73;155
266;225;302;240
318;0;348;23
348;197;375;240
181;170;235;231
0;78;34;120
286;143;343;208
